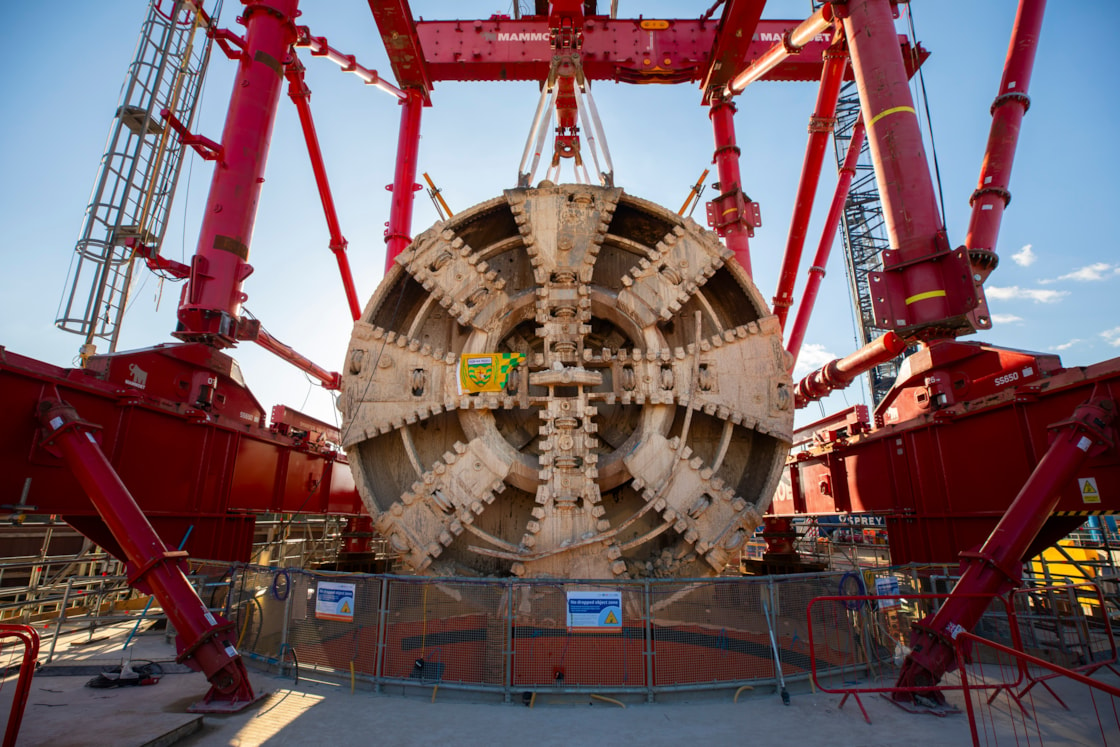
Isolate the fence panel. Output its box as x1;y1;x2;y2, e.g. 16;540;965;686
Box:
380;577;509;687
194;564;1119;706
1011;582;1116;670
648;578;772;686
770;573;865;682
511;581;646;689
285;573;382;679
227;566;288;662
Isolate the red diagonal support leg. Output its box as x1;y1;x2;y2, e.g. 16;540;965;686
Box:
37;398;265;713
894;394;1116;703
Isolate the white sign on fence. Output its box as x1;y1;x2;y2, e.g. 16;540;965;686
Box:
875;576;900;609
566;590;622;631
315;581;356;622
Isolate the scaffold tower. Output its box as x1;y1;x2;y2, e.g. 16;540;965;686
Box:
832;80;905;406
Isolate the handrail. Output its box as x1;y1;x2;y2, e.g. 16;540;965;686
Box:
0;624;40;747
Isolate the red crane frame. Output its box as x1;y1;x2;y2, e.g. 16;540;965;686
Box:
0;0;1116;710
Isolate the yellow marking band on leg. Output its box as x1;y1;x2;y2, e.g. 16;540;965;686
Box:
905;289;947;305
868;105;916;128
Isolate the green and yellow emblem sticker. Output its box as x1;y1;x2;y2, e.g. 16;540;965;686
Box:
459;352;525;393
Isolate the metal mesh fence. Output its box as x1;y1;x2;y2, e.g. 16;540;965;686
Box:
649;578;772;686
286;573;382;678
512;581;646;689
1010;583;1117;670
205;563;1114;701
382;577;508;687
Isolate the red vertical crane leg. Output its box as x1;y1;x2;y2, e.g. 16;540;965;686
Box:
384;89;424;270
176;0;300;346
772;49;848;328
708;100;756;275
894;395;1116;701
840;0;979;339
786;120;866;368
37;399;263;712
965;0;1047;283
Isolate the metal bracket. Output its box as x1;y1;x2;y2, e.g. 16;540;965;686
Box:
705;190;761;238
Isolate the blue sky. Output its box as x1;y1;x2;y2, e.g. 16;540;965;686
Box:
1;1;1117;431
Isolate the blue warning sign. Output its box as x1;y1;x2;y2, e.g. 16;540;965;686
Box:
566;590;623;631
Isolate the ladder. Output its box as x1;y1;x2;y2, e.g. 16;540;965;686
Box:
56;0;221;355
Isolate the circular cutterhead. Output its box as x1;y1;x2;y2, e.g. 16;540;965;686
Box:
341;185;792;578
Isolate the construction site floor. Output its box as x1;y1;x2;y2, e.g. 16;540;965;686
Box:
3;620;1117;746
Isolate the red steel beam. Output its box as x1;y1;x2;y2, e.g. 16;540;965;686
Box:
367;0;432;101
786;119;866;368
894;394;1116;700
130;238;191;280
295;27;408;101
794;331;908;409
384;90;424;270
724;6;835;96
37;399;262;712
284;56;362;321
840;0;979;340
964;0;1046;283
409;18;892;86
175;0;299;347
700;0;767;96
254;327;341;390
772;48;848;329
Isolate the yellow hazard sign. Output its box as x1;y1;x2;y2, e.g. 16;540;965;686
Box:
1079;477;1101;505
603;610;618;625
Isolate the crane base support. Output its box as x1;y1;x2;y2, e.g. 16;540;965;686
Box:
188;688;269;714
882;693;960;717
37;398;264;713
893;394;1116;702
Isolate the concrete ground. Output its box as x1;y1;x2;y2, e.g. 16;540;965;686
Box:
3;621;1117;746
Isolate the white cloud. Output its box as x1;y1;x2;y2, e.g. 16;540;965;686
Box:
1103;327;1120;347
990;313;1023;324
1010;244;1035;267
985;285;1068;303
794;343;836;377
1040;262;1120;284
1051;339;1082;351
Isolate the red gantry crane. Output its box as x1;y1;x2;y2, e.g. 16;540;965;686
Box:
0;0;1116;716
